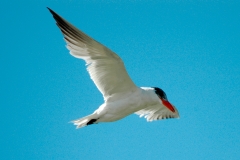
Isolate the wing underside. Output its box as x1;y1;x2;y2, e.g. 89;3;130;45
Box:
48;8;137;99
135;104;179;121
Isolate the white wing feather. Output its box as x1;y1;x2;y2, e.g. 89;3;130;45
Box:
135;104;179;122
48;8;137;99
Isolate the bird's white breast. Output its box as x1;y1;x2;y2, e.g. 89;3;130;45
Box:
95;88;159;122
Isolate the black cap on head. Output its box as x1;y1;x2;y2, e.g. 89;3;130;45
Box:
153;87;168;100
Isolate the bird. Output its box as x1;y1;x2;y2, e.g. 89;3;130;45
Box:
47;7;179;129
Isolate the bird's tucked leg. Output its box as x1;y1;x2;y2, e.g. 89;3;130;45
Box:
87;119;98;125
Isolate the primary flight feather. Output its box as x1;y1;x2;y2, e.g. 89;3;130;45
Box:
47;7;179;129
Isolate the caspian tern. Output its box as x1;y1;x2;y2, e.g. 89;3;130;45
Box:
47;8;179;129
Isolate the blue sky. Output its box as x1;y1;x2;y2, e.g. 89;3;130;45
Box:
1;0;240;159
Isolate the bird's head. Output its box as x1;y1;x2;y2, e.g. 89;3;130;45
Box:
152;87;176;113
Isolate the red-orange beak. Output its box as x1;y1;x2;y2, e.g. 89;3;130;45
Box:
160;98;175;112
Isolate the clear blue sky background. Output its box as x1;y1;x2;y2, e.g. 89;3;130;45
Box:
1;1;240;159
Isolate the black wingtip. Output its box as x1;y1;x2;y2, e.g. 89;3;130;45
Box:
46;7;63;24
47;7;55;15
47;7;60;19
46;7;51;11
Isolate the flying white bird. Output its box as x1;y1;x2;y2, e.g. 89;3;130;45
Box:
47;8;179;129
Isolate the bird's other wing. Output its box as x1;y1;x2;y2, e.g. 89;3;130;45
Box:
135;104;179;122
48;8;137;100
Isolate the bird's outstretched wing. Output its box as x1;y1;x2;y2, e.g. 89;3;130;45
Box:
135;104;179;122
48;8;137;100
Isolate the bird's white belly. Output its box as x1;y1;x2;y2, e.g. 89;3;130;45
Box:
96;90;154;122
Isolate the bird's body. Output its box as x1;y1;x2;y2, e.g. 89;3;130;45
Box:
84;88;156;122
47;8;179;129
